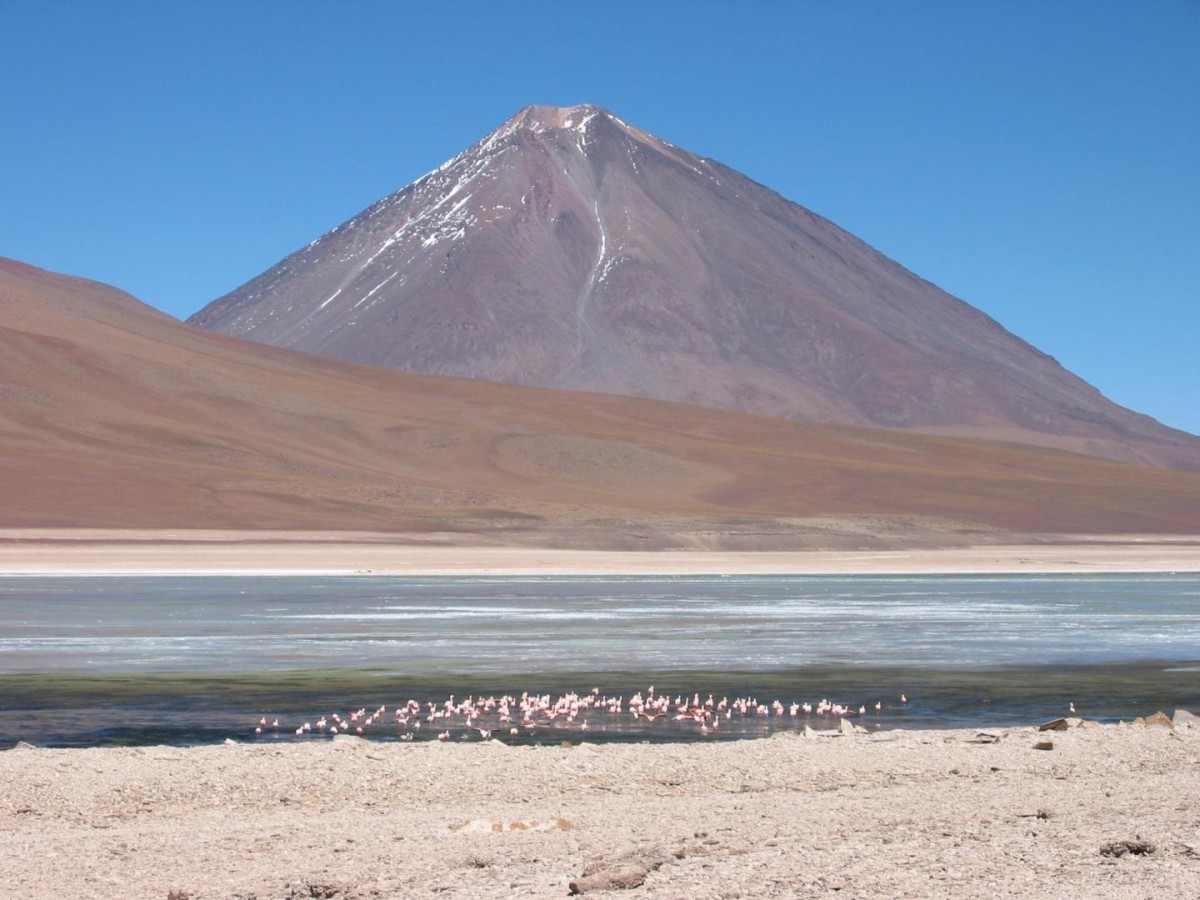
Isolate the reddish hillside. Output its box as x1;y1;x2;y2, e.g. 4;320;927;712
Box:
5;257;1200;546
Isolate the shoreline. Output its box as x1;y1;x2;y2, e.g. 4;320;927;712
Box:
3;719;1197;898
1;529;1199;576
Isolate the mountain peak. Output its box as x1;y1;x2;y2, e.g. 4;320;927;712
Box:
513;103;610;131
496;103;661;150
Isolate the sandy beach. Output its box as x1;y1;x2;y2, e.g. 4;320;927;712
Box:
2;718;1198;899
1;529;1198;576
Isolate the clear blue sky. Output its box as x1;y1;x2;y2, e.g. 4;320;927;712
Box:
3;3;1197;435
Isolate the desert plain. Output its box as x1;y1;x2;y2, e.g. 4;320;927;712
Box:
3;715;1199;899
1;529;1198;576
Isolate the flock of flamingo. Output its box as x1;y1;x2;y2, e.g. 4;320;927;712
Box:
253;686;909;742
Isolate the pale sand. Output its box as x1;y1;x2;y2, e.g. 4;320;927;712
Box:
3;721;1199;898
0;529;1198;575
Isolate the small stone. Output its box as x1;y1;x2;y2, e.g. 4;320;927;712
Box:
1100;839;1155;858
1033;740;1054;751
1173;709;1200;729
1038;718;1069;732
1142;711;1174;729
451;817;572;834
570;863;656;894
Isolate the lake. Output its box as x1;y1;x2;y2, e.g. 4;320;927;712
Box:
1;574;1198;746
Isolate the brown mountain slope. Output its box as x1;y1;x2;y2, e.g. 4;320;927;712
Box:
5;257;1200;547
190;104;1200;471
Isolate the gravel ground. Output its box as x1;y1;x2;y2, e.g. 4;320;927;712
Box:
3;718;1199;899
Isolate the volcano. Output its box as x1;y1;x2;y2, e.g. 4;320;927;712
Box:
190;104;1200;470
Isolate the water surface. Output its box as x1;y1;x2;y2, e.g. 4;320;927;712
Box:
1;574;1197;746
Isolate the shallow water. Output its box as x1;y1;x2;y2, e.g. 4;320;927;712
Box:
1;574;1198;746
